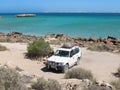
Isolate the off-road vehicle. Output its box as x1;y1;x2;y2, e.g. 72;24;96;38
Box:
46;42;82;73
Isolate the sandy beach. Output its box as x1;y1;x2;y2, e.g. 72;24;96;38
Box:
0;42;120;82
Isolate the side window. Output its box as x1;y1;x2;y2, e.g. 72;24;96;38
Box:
75;48;79;54
70;50;74;57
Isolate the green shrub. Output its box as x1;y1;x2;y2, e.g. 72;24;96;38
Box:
27;40;52;58
0;44;7;51
32;77;61;90
0;67;25;90
65;67;94;81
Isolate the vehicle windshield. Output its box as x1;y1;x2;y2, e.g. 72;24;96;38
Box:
54;50;70;57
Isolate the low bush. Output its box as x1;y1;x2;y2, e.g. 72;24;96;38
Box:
0;44;7;51
47;79;61;90
0;37;10;42
117;66;120;76
87;43;112;52
111;79;120;90
32;77;61;90
27;40;52;59
65;67;94;81
0;67;25;90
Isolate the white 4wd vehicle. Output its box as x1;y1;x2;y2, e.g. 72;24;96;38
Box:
46;42;82;73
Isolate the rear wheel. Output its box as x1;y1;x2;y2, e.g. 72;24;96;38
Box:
76;57;80;65
62;64;69;73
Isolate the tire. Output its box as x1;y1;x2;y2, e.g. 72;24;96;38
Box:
76;57;80;65
46;64;51;70
62;64;69;73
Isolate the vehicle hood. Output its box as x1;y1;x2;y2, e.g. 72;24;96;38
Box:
48;55;69;63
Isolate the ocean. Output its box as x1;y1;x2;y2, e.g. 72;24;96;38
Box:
0;13;120;39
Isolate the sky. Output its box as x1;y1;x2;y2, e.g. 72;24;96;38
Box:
0;0;120;13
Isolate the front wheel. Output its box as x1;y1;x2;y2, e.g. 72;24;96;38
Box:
46;64;52;70
62;64;69;73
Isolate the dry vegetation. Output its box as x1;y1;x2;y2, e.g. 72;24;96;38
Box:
0;67;26;90
0;44;7;51
65;67;94;81
32;77;61;90
87;42;113;52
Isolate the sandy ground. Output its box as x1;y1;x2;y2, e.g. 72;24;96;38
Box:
0;43;120;82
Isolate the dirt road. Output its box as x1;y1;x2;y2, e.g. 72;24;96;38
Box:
0;43;120;82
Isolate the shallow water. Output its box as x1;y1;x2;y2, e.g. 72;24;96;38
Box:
0;13;120;39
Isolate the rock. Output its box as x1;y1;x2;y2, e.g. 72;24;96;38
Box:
0;32;5;37
45;34;72;42
82;79;92;86
16;14;36;17
88;37;98;42
82;38;88;42
96;80;113;89
60;79;87;90
107;36;117;40
4;32;43;43
0;16;2;18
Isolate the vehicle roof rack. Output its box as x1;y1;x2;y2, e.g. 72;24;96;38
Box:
61;42;77;48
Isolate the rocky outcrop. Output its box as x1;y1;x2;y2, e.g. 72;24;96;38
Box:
0;16;2;18
0;32;43;43
16;14;36;17
45;34;120;53
60;79;113;90
0;32;120;53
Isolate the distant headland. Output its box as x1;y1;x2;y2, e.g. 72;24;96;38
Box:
15;14;36;17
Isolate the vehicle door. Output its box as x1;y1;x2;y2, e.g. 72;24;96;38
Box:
72;48;78;64
69;50;76;66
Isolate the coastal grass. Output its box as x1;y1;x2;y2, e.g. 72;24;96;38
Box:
32;77;61;90
87;42;112;52
65;67;94;81
27;40;53;59
0;44;7;51
111;79;120;90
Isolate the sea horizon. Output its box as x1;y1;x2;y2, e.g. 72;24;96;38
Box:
0;13;120;39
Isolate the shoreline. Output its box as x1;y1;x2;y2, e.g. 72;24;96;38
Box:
0;31;120;53
0;31;120;40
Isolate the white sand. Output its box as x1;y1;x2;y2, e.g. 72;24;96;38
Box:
0;43;120;82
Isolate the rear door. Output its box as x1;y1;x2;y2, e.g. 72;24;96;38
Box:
70;49;77;66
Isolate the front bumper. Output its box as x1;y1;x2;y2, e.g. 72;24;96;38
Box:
46;62;64;70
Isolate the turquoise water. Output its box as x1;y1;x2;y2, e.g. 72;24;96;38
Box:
0;13;120;39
